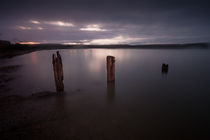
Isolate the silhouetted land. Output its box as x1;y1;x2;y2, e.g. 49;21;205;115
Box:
0;40;209;58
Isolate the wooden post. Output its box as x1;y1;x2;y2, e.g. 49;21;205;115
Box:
106;56;115;83
52;51;64;92
56;51;63;80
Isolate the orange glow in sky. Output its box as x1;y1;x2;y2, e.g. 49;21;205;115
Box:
19;42;40;45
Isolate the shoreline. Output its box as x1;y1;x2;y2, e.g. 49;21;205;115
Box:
0;42;209;59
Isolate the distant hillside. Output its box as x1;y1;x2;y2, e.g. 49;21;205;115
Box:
0;39;209;49
0;40;209;59
0;40;11;47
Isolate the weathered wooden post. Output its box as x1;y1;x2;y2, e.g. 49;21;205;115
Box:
56;51;64;81
106;56;115;83
52;51;64;92
106;56;115;102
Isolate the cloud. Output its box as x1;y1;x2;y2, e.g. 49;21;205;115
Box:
44;21;74;27
62;35;148;45
18;26;32;30
37;27;44;30
80;24;107;31
30;20;40;24
63;42;83;45
85;35;147;45
17;25;44;31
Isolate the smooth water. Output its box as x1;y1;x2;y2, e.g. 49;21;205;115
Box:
2;49;210;96
1;48;210;138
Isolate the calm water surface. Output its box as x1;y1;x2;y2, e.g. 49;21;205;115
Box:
2;49;210;96
1;48;210;138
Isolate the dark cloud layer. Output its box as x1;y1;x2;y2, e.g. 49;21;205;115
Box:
1;0;210;44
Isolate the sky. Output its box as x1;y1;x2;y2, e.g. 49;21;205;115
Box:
0;0;210;45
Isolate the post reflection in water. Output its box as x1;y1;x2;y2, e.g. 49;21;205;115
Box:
31;52;38;64
52;51;64;92
162;63;169;75
107;82;116;103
